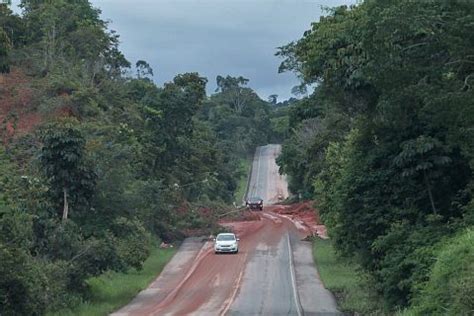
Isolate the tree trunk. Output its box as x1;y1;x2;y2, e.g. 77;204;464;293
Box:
62;187;69;221
423;169;437;214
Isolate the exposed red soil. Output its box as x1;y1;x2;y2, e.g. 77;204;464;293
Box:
268;201;328;239
0;69;41;141
219;209;261;223
219;215;265;237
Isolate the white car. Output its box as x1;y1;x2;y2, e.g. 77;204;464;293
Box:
214;233;239;254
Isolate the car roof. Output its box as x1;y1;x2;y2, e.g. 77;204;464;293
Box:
248;196;262;201
217;233;235;236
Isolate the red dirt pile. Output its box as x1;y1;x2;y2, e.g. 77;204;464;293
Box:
218;209;262;223
269;201;329;239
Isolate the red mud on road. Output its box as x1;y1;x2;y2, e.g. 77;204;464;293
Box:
128;214;282;315
116;203;327;315
267;201;328;239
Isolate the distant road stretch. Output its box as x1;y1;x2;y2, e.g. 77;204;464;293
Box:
112;144;340;316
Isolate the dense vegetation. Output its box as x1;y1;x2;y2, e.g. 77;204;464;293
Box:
277;1;474;314
0;1;283;314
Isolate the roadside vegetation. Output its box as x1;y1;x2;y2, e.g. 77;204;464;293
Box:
313;238;384;315
233;157;252;205
399;228;474;315
49;246;176;316
0;1;285;314
278;1;474;314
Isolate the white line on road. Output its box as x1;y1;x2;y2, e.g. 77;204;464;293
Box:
287;233;303;316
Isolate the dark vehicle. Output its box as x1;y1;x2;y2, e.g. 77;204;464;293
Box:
246;196;263;210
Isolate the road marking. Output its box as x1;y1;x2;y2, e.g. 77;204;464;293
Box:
219;252;248;316
287;233;303;316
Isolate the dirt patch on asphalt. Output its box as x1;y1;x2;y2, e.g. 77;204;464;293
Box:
219;212;265;238
268;201;328;239
220;209;261;222
120;214;273;315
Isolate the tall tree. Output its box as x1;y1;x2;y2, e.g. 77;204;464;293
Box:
143;73;207;178
0;27;10;74
39;118;96;220
136;59;153;79
215;75;255;114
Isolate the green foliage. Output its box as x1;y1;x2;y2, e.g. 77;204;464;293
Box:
39;118;97;220
49;247;176;316
0;26;11;73
277;0;474;311
109;217;151;271
201;75;273;157
233;157;252;204
403;228;474;315
19;0;128;75
0;206;78;314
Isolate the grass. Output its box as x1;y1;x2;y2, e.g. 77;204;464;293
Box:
49;247;177;316
234;156;252;205
313;238;385;315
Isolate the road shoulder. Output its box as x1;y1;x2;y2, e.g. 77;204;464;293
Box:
292;238;342;315
111;237;205;315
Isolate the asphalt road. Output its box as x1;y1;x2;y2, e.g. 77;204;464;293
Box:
112;144;340;316
247;145;289;204
230;144;339;315
230;144;299;314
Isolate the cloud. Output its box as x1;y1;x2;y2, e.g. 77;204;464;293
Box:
10;0;356;100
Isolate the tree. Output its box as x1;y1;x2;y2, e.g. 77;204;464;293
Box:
215;75;255;114
0;27;11;73
136;60;153;79
39;118;96;221
393;136;453;214
142;73;207;178
268;94;278;105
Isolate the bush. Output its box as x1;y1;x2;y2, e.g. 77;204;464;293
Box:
109;217;152;271
406;228;474;315
371;217;447;307
0;208;78;315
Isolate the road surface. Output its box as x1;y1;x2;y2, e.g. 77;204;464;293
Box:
112;144;340;315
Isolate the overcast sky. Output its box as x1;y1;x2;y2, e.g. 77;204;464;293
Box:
11;0;356;101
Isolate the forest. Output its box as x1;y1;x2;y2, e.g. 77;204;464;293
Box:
0;1;286;314
2;0;474;315
277;1;474;314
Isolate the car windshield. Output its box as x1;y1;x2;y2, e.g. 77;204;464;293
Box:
216;235;235;241
248;197;262;202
